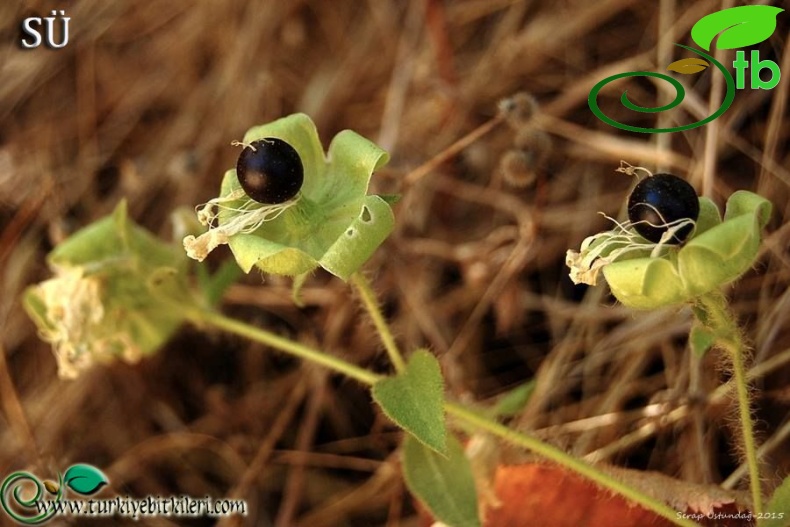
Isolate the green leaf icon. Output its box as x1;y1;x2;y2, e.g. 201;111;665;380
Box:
666;57;709;74
63;464;108;495
691;5;784;51
402;434;480;527
372;349;447;455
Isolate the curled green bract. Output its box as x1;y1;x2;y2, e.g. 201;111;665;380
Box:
23;201;190;378
184;113;394;281
569;191;771;310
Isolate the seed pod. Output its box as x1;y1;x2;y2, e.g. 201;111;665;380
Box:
627;173;700;243
499;149;536;188
236;138;303;204
498;92;539;130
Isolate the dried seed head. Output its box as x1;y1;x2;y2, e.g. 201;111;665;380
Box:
498;91;539;129
514;128;551;157
499;149;536;188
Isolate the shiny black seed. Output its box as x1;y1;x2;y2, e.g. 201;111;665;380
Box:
236;138;303;204
627;173;699;244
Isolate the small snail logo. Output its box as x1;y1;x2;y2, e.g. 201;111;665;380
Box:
589;5;783;133
1;464;107;524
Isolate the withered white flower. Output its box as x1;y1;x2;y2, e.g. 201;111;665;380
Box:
30;267;139;379
24;201;189;378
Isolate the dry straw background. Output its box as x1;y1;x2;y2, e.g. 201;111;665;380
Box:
0;1;788;526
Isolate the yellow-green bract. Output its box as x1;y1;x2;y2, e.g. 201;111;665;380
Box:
209;113;394;281
23;201;190;378
603;191;771;309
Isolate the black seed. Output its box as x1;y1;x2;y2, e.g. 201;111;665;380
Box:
236;138;303;204
627;173;699;244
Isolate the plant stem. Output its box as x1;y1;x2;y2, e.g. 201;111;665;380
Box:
185;308;382;386
187;306;700;527
695;293;762;515
445;402;700;527
729;340;763;514
351;272;407;372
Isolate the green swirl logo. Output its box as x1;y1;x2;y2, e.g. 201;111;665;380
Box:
589;45;735;134
588;5;783;134
0;472;60;524
1;465;107;525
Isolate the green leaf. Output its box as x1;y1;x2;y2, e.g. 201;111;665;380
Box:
667;57;709;74
63;464;108;495
372;349;446;454
403;434;480;527
492;380;536;418
691;5;784;51
49;201;182;271
763;475;790;527
689;324;715;357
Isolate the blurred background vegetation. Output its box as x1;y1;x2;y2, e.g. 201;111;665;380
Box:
0;1;788;525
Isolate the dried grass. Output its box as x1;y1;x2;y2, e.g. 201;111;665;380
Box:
0;1;788;526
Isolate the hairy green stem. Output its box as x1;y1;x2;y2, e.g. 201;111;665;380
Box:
351;272;407;372
351;279;698;527
445;402;700;527
729;339;763;514
185;308;382;386
695;293;762;515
